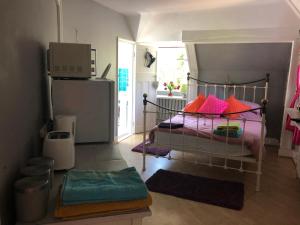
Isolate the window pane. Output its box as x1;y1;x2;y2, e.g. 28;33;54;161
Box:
157;47;189;93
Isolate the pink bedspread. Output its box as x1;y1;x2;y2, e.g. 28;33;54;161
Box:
149;115;266;159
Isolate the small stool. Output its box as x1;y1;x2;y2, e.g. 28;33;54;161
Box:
43;131;75;170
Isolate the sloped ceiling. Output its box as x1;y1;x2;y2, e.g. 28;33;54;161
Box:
92;0;300;42
93;0;276;15
287;0;300;16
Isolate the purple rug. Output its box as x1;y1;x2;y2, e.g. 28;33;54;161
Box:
131;140;171;156
146;169;244;210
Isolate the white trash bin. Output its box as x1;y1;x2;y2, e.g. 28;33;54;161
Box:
43;131;75;170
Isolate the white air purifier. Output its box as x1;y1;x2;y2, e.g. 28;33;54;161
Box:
43;131;75;170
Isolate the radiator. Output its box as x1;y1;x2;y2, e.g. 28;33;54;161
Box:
156;97;187;122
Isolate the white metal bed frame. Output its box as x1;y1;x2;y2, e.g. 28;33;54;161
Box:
142;73;269;191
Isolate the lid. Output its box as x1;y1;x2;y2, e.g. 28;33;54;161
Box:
48;131;70;139
27;157;54;167
14;177;49;193
20;165;51;177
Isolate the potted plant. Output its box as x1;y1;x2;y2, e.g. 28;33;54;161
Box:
163;81;180;96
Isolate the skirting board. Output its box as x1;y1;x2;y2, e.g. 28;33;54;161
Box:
265;138;280;146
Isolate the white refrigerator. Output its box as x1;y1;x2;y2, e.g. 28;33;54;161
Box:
52;79;115;143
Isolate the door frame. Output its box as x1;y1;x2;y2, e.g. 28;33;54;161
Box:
116;37;136;142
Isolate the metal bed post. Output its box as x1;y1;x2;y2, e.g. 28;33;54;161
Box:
168;111;172;158
182;113;186;161
256;99;267;191
187;72;190;102
264;73;270;99
240;118;246;172
142;93;147;171
256;73;269;191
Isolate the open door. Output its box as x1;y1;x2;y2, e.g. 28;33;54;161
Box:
117;38;135;141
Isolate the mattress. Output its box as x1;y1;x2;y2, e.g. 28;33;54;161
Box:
149;114;266;159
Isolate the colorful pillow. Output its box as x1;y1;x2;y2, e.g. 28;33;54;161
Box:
224;96;251;119
184;94;206;113
197;95;228;115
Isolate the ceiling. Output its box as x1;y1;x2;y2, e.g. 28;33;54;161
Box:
92;0;279;15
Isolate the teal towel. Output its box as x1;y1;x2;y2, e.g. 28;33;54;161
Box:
61;167;148;206
213;128;243;138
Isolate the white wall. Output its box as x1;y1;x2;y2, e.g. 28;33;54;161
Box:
62;0;133;140
62;0;133;80
0;0;57;224
135;44;157;133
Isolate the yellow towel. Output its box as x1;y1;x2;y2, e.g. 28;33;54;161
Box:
54;194;152;218
59;208;149;221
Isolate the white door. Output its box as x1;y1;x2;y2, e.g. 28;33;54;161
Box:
117;39;135;141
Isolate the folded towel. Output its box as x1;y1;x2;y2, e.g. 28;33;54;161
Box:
158;123;184;129
55;193;152;218
61;167;148;205
58;208;149;221
213;128;243;138
217;122;240;131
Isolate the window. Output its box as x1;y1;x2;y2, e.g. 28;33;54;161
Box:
156;47;189;96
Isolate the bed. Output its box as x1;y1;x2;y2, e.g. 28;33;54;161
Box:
142;73;269;191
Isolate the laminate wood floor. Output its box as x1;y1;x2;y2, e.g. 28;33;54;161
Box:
116;134;300;225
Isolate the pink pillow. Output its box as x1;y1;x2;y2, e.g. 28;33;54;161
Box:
197;95;229;115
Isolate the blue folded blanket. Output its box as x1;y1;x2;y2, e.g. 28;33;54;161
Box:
61;167;148;206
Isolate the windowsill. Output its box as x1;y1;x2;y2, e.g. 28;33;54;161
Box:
156;94;187;100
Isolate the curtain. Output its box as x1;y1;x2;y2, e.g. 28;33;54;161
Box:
286;65;300;145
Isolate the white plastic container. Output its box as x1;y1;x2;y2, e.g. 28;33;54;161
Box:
43;131;75;170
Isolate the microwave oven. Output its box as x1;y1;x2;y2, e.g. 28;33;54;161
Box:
48;42;92;78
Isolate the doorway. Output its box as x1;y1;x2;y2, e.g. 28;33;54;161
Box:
117;39;135;141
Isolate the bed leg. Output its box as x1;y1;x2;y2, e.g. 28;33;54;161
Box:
256;99;267;192
256;173;261;192
142;94;147;172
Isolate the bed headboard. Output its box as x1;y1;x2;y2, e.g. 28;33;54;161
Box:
187;73;270;103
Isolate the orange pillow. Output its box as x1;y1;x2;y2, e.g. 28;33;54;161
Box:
184;94;206;113
224;95;251;119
